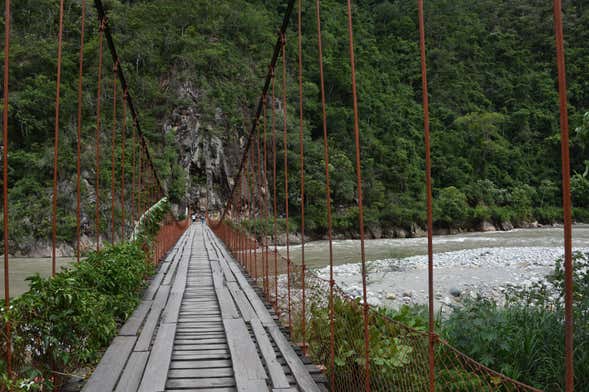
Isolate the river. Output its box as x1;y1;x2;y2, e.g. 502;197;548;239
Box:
1;257;76;298
281;225;589;310
3;226;589;302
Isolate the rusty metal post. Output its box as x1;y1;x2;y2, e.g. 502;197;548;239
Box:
3;0;12;378
418;0;436;389
272;69;279;312
281;32;293;336
121;89;127;239
296;0;307;355
95;18;106;251
345;1;370;389
76;0;86;262
111;61;118;244
314;0;336;385
51;0;65;276
553;1;574;390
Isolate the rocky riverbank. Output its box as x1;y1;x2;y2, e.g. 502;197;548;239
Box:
314;246;587;312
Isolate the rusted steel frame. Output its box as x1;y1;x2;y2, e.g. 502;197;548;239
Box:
418;0;436;390
215;0;296;226
93;0;164;195
3;0;11;379
121;89;127;239
553;1;574;390
76;0;86;262
296;0;307;355
313;0;335;385
95;18;105;251
51;0;65;276
111;62;118;244
345;1;370;389
280;32;293;336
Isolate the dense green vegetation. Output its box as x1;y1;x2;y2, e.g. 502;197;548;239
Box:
302;253;589;391
0;242;152;390
2;0;589;249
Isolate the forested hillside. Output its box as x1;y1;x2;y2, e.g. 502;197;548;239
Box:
3;0;589;252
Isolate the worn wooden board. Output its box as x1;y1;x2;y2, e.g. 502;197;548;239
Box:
251;319;290;389
163;255;189;324
119;301;153;336
226;282;256;321
82;336;136;392
135;285;170;352
267;325;320;392
168;359;232;369
114;351;149;392
138;323;177;392
167;367;233;379
166;377;236;389
223;318;267;391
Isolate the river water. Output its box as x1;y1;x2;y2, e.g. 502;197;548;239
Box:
281;225;589;310
3;226;589;301
1;257;75;298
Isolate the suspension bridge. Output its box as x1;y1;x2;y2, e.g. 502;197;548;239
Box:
0;0;578;391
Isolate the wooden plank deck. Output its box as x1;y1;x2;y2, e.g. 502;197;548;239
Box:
82;224;325;392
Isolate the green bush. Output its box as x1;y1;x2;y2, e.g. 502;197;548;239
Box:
442;253;589;390
0;242;152;389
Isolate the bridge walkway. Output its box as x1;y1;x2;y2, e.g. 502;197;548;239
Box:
82;223;325;392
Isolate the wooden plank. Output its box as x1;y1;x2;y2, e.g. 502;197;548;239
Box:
210;259;224;290
267;325;320;392
224;260;274;326
135;285;170;352
166;377;236;389
173;344;228;351
169;359;232;369
114;351;149;392
217;285;239;319
142;269;165;301
162;254;189;324
172;352;231;360
223;318;267;392
138;323;177;392
167;367;233;379
82;336;136;392
119;301;153;336
251;319;290;389
162;249;181;287
217;257;237;283
226;282;256;321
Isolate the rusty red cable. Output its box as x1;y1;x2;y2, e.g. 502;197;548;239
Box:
314;0;335;385
3;0;11;379
138;145;143;218
111;61;118;244
272;68;279;311
553;1;574;390
51;0;65;277
121;88;127;239
255;121;263;287
296;0;307;355
281;32;293;336
262;97;270;301
131;122;137;225
418;1;436;390
345;1;370;389
76;0;86;262
96;18;106;251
